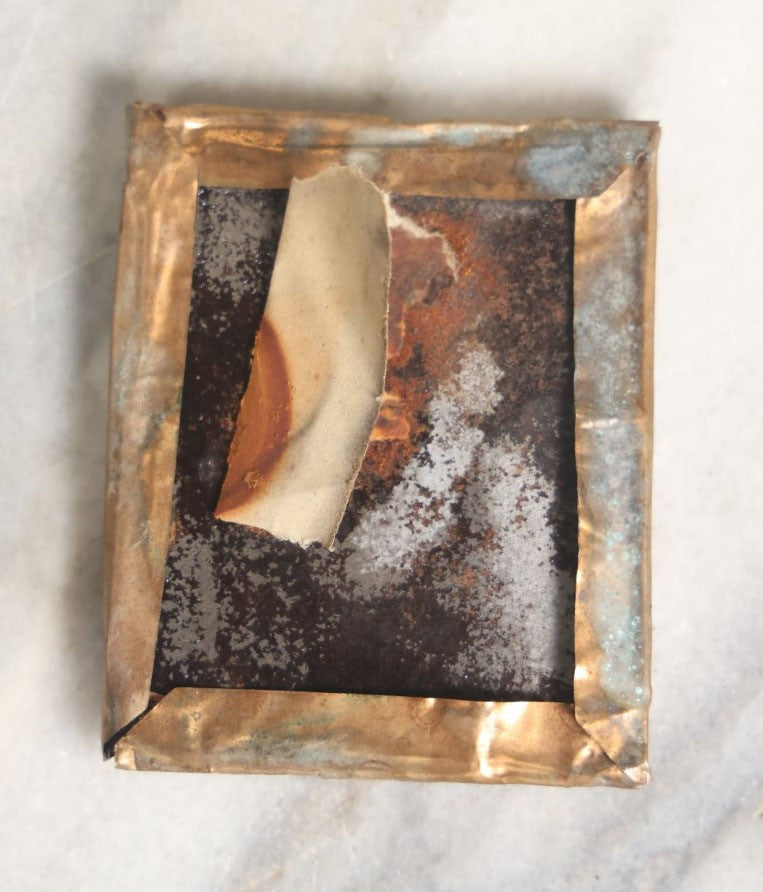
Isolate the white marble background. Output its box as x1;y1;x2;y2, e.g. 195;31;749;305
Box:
1;1;761;889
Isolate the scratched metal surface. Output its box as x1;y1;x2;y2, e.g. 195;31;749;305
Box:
150;186;578;702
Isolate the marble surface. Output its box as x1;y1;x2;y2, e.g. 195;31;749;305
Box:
1;1;761;889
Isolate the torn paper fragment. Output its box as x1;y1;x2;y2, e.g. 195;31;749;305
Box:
215;166;390;548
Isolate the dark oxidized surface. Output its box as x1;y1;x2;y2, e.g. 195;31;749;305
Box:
151;186;577;702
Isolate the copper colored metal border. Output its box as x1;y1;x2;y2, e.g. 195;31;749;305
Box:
104;103;658;786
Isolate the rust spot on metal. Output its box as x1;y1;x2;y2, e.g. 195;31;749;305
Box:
386;227;455;356
371;392;410;442
366;221;455;466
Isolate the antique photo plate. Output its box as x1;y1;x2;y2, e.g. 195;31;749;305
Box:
103;104;658;786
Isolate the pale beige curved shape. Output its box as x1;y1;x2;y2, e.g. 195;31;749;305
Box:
215;166;390;547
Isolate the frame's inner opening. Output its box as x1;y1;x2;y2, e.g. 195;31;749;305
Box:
150;186;578;703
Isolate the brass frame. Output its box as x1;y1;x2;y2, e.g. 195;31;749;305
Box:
104;103;658;786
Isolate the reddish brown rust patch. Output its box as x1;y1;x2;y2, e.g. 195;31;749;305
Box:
371;392;410;442
366;223;454;470
215;317;291;516
360;201;516;494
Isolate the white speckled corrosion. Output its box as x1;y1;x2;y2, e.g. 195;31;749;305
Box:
343;344;574;691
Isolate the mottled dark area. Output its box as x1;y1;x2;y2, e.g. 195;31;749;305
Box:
151;187;577;702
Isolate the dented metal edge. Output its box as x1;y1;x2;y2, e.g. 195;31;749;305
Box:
114;688;635;787
136;101;657;199
104;103;657;785
102;103;199;747
573;126;659;782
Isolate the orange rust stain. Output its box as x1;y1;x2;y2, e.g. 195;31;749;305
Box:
215;317;292;517
356;201;515;493
371;392;410;442
386;227;455;358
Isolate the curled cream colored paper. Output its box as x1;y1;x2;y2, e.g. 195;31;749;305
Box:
215;166;390;547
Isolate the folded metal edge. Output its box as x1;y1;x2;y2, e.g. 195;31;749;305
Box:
152;102;656;200
114;688;633;787
102;104;198;748
573;126;659;784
